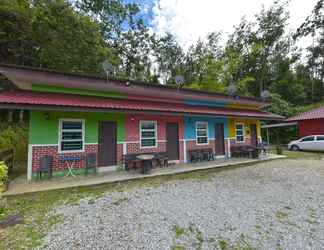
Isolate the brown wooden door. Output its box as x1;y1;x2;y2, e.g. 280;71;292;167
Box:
166;123;179;160
215;123;225;155
250;124;258;146
98;121;117;166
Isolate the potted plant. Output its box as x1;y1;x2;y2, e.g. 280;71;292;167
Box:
0;161;8;192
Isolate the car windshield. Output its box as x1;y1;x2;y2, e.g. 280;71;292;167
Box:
301;136;314;142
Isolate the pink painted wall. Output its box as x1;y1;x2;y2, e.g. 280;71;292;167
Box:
125;114;184;161
125;114;184;141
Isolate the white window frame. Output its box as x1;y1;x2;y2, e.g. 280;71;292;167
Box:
196;121;209;145
235;122;245;143
140;120;157;149
58;119;85;153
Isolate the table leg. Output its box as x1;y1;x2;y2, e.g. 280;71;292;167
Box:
64;161;76;177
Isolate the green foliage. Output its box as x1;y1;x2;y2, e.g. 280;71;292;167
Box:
0;161;8;185
0;0;110;74
0;123;28;163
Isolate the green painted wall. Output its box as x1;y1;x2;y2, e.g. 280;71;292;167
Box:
29;111;125;145
32;84;125;99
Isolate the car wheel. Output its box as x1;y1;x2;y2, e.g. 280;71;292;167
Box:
290;145;300;151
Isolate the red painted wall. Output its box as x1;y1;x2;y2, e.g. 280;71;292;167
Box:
125;114;184;141
125;114;184;161
299;119;324;137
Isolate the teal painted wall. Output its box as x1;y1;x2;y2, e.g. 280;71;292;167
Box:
29;111;125;145
184;116;228;140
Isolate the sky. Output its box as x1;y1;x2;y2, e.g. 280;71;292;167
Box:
129;0;318;50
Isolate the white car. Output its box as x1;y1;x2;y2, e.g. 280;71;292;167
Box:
288;135;324;152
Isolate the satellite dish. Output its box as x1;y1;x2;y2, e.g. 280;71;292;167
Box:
102;60;113;73
175;75;185;86
227;83;237;96
102;60;113;82
261;90;270;100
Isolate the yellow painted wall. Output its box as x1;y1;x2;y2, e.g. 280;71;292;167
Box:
228;118;261;139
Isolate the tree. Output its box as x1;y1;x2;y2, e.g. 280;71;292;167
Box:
0;0;111;74
0;0;34;65
152;33;184;84
295;0;324;103
32;0;110;73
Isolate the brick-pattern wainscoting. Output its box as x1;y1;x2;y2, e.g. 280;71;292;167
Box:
32;143;125;174
126;141;167;154
186;139;216;153
32;144;98;173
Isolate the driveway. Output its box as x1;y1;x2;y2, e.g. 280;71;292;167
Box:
40;159;324;250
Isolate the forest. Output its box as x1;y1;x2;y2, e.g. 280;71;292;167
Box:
1;0;324;118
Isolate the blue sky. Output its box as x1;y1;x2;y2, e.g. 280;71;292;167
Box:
125;0;317;50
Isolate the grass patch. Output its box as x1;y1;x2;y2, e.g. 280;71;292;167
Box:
173;225;185;238
219;239;229;250
275;210;288;222
111;197;130;206
270;149;324;160
306;208;319;225
171;245;185;250
217;235;254;250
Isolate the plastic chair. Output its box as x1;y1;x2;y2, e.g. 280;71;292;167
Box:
85;153;97;175
38;155;53;180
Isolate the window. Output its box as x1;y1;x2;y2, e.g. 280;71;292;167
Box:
301;136;314;142
235;123;244;142
140;121;157;148
59;119;84;152
317;136;324;141
196;122;208;145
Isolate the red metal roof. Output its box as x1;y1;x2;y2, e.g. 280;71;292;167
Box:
287;106;324;121
0;90;283;120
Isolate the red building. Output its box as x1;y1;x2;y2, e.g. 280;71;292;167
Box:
287;107;324;137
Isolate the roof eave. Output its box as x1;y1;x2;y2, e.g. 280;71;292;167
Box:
0;64;269;108
0;103;284;121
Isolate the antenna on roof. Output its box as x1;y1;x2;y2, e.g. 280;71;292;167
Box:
227;82;237;96
102;60;113;82
175;75;185;91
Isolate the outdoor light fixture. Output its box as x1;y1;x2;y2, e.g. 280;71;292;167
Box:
44;112;50;120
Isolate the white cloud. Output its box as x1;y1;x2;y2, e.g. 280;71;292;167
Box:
151;0;318;50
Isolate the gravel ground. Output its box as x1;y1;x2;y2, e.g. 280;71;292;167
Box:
40;159;324;250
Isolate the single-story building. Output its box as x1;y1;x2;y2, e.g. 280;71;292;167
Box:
287;106;324;138
0;64;282;180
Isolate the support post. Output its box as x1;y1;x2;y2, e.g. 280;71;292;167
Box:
7;110;13;123
19;110;24;123
27;144;33;181
183;140;187;163
227;138;231;158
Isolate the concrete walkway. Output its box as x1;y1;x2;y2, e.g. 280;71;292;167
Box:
4;154;285;196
